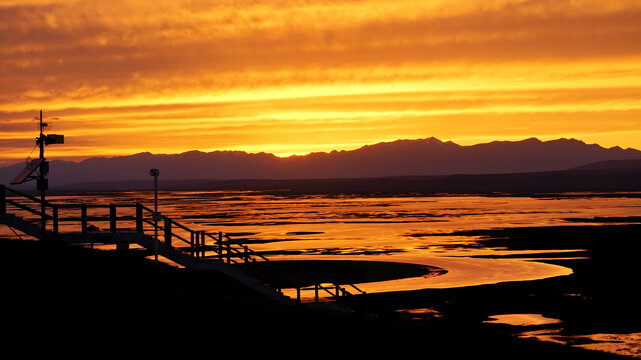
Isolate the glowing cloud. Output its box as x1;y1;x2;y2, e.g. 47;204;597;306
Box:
1;0;640;165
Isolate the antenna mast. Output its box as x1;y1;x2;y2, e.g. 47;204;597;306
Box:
35;110;64;240
9;109;64;240
38;110;47;239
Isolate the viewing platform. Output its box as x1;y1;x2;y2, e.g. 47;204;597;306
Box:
0;184;365;310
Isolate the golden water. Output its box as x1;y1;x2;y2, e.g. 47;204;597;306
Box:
4;191;640;293
4;190;641;356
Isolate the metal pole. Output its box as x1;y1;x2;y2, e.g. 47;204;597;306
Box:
154;171;158;263
39;110;46;241
52;206;58;237
150;168;160;265
136;203;143;233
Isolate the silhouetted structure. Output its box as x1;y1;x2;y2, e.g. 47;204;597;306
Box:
9;110;64;240
0;185;363;307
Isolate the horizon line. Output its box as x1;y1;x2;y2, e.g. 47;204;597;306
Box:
1;135;639;168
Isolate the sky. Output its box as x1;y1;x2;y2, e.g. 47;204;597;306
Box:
1;0;641;166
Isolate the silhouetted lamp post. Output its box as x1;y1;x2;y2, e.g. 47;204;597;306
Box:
150;168;160;264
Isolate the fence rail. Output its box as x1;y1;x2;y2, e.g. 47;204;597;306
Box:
1;184;366;303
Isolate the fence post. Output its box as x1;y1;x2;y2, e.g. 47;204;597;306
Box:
81;205;87;234
193;231;199;260
114;203;131;251
226;239;231;263
40;201;46;241
315;283;319;302
0;185;6;215
191;230;200;259
244;246;248;263
336;284;340;298
109;204;116;233
164;218;172;246
190;230;194;258
218;232;223;261
52;206;58;237
81;204;88;246
135;203;143;233
200;231;205;258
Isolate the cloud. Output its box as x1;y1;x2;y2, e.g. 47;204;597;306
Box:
3;1;640;89
1;0;641;165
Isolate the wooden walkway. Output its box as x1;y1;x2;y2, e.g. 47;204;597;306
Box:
0;185;364;309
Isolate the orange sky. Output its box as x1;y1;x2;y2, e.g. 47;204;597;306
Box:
2;0;641;166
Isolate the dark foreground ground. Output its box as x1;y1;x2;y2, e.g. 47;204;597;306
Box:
1;222;639;358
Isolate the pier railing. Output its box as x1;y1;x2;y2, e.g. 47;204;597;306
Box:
1;185;57;236
294;279;367;303
0;185;259;261
1;184;366;303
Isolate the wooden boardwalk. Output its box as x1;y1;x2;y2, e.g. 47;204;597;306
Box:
0;185;363;309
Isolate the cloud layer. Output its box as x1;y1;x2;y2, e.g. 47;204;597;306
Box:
1;0;641;165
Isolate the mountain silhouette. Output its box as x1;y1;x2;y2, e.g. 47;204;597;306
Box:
1;137;641;190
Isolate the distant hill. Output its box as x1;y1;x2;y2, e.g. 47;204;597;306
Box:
570;159;641;171
41;166;641;195
2;137;641;192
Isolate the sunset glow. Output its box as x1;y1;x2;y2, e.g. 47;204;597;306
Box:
2;0;641;166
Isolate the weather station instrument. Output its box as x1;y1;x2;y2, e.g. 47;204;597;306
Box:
10;110;64;240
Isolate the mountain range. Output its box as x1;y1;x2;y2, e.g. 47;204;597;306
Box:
2;137;641;193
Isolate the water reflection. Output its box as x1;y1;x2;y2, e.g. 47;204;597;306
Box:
3;190;641;357
3;191;641;292
484;314;562;326
268;254;573;293
519;330;641;358
484;314;641;358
